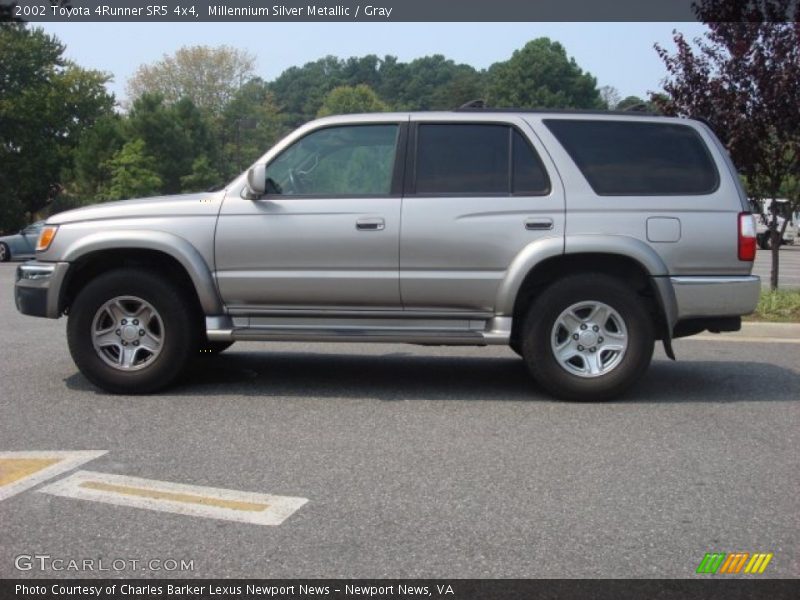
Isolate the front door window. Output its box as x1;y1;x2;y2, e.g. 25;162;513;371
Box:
264;125;399;197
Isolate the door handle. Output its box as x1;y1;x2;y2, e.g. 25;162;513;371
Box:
525;218;554;231
356;217;385;231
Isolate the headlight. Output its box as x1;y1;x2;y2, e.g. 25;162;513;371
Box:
36;225;58;252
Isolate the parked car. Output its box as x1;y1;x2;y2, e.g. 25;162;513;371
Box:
750;198;797;249
0;221;45;262
14;110;760;400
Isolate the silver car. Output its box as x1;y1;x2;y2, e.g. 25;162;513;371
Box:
14;110;761;400
0;221;44;262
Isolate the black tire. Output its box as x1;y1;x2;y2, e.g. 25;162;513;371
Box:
0;242;10;262
521;274;655;402
67;268;200;394
198;341;234;356
758;235;771;251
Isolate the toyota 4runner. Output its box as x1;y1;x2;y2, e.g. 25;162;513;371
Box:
15;110;761;400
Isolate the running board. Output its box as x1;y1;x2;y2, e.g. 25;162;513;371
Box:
206;316;511;346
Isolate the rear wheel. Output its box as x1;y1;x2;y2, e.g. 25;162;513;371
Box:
67;268;199;394
521;274;654;401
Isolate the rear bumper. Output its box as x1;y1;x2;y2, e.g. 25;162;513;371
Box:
671;275;760;320
14;261;69;318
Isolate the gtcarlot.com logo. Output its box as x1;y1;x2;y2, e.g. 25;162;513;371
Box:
696;552;773;575
14;554;194;572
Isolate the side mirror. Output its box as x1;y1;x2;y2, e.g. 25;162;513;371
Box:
245;164;266;199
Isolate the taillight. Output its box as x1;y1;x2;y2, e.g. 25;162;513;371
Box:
738;212;756;261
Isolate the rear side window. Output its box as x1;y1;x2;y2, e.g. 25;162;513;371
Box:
414;124;550;195
543;120;719;195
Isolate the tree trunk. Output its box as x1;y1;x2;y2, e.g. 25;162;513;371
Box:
767;198;784;291
769;218;790;290
770;228;780;290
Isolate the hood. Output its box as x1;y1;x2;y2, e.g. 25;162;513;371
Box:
47;192;225;225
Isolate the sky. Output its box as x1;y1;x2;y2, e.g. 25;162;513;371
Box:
40;22;709;104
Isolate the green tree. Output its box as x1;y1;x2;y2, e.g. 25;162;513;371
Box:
428;68;485;110
104;139;163;200
486;38;602;109
180;156;221;192
0;24;113;231
126;45;256;116
125;94;217;194
221;78;287;177
341;55;383;90
269;53;484;122
317;84;388;117
269;56;348;125
68;115;126;200
381;55;483;110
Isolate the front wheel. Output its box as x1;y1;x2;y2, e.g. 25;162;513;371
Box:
67;268;199;394
521;274;655;401
0;243;10;262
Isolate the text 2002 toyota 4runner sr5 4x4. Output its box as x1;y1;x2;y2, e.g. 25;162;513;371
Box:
15;110;760;400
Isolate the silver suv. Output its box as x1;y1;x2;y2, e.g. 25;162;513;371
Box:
15;110;760;400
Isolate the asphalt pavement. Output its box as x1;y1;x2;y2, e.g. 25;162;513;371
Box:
0;263;797;579
753;243;800;288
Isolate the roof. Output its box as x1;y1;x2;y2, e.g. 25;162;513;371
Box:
453;107;661;118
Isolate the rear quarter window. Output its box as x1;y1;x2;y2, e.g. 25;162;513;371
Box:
543;119;719;196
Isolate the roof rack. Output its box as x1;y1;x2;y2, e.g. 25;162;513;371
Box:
453;106;661;117
457;99;487;109
621;102;651;112
452;99;662;117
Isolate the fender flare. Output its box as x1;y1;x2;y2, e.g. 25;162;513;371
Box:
494;236;564;316
495;234;677;334
61;230;223;314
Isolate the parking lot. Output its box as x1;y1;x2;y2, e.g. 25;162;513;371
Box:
0;262;798;579
753;243;800;288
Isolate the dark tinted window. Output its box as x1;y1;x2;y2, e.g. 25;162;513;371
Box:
415;124;549;195
416;124;508;194
544;120;719;195
513;130;550;194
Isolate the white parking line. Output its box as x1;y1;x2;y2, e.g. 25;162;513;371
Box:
0;451;107;501
39;471;308;526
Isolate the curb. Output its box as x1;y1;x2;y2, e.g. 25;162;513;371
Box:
688;321;800;344
737;321;800;339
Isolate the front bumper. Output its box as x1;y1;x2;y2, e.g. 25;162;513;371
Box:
671;275;760;320
14;261;69;318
